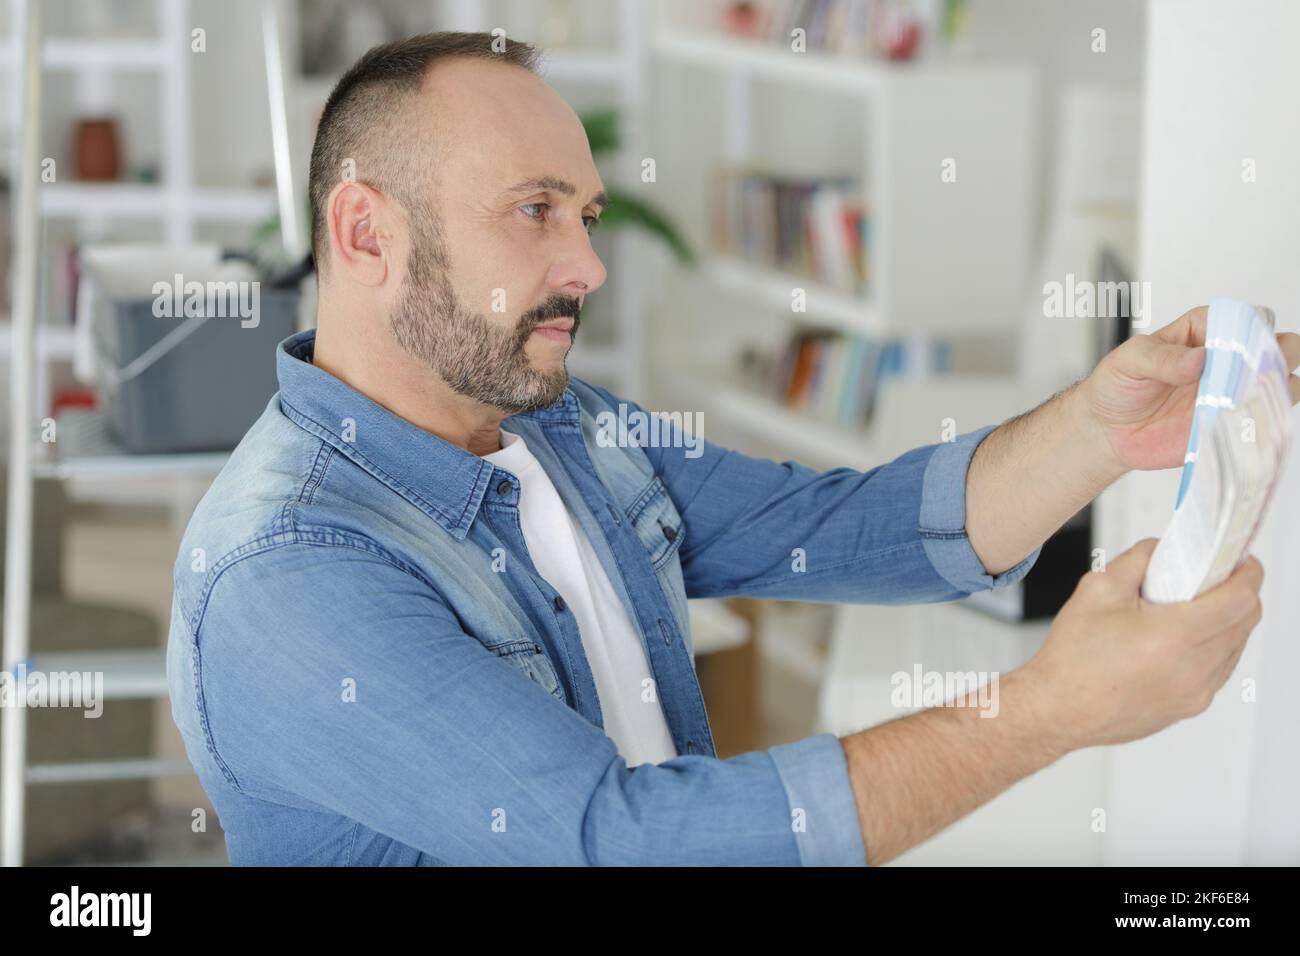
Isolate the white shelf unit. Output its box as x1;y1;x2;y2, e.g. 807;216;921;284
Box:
0;1;278;240
0;0;657;867
38;182;276;222
24;649;166;701
707;255;888;337
649;19;1038;696
278;0;651;397
26;408;230;481
26;758;194;786
0;0;278;424
651;20;1034;459
0;0;253;868
668;365;880;471
0;37;167;71
0;313;76;361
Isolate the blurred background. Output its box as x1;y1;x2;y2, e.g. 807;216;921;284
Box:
0;0;1296;865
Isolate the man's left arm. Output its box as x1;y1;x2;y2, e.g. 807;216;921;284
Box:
583;386;1031;605
585;308;1300;605
962;380;1121;577
966;305;1300;575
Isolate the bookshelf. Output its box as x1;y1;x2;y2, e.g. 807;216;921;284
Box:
649;8;1034;464
0;1;280;240
707;255;886;337
669;365;881;471
0;0;664;865
0;0;278;426
647;7;1039;712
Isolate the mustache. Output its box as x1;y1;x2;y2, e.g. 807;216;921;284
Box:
518;294;582;336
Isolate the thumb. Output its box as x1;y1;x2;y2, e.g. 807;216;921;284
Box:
1098;537;1161;589
1122;335;1206;386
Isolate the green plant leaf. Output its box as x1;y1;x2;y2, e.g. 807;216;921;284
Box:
601;187;695;266
581;109;621;156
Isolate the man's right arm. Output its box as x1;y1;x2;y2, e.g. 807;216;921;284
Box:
191;540;865;866
836;538;1264;866
193;532;1261;865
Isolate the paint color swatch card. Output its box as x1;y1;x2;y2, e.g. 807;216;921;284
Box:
1142;298;1292;604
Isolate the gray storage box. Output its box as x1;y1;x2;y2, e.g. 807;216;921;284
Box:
98;290;298;453
78;244;300;454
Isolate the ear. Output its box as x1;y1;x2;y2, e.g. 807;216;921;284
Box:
326;181;388;286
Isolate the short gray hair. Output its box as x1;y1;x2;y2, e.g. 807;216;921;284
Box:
307;31;541;271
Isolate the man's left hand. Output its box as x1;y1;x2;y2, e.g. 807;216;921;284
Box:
1081;305;1300;473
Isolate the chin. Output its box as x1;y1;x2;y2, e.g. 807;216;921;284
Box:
526;344;570;369
506;373;569;414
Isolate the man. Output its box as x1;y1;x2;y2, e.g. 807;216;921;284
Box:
166;32;1300;866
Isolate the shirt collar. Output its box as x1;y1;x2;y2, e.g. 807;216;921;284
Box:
275;328;580;539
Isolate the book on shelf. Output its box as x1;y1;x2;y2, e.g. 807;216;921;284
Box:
25;240;83;334
712;165;869;296
760;329;948;429
721;0;966;61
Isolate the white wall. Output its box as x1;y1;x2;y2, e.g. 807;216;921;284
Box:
963;0;1147;244
830;0;1300;866
1098;0;1300;864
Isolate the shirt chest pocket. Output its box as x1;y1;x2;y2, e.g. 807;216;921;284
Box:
626;475;685;571
490;638;565;702
625;475;693;657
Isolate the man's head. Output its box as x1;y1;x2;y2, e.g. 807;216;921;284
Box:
308;32;607;415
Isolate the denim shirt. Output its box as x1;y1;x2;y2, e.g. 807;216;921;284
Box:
166;329;1038;866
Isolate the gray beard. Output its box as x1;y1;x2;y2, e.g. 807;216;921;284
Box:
389;226;571;414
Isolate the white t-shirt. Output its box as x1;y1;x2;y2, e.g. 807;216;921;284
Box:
484;429;678;767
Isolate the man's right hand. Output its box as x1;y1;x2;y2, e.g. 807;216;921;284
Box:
1022;537;1264;753
839;536;1265;866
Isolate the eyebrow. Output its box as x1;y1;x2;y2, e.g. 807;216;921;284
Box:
505;176;608;211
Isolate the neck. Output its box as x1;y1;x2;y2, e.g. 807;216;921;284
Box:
312;306;506;458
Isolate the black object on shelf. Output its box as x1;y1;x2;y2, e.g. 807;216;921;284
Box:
962;507;1094;622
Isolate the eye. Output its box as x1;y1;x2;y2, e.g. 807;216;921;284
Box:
518;202;599;234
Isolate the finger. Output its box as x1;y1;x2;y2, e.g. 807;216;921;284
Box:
1277;331;1300;372
1212;631;1251;689
1153;306;1208;347
1123;334;1205;385
1289;373;1300;406
1224;636;1249;674
1208;601;1259;661
1100;537;1160;589
1199;615;1256;709
1176;557;1264;636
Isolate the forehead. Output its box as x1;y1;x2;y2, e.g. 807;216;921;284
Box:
419;57;600;197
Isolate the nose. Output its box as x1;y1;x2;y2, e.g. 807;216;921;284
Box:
549;218;607;302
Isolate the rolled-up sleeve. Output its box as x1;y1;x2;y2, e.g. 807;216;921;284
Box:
919;424;1041;594
768;733;867;866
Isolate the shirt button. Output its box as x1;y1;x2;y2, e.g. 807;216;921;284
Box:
554;595;567;612
496;479;512;496
662;525;677;542
533;643;543;654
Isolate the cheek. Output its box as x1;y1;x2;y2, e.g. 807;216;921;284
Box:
455;279;535;326
445;220;549;315
474;273;548;321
